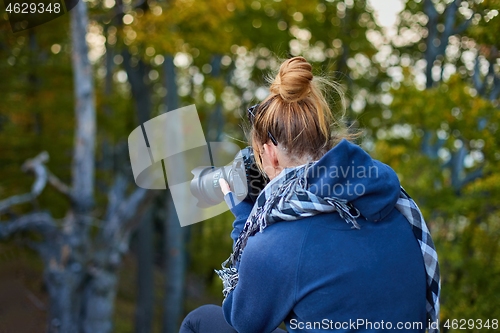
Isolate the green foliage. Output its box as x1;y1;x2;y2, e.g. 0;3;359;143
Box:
437;213;500;324
468;0;500;48
360;4;500;327
188;210;234;299
371;69;500;330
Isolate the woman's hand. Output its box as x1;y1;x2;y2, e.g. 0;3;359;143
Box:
219;178;231;195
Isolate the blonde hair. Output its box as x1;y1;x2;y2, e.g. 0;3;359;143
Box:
250;56;354;169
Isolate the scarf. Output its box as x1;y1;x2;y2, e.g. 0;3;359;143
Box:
216;163;440;332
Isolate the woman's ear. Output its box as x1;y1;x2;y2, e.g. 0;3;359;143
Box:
263;143;279;169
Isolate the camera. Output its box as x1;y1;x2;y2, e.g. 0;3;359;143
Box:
190;147;268;208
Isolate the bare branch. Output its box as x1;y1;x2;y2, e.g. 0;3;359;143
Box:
47;170;72;197
0;193;35;213
490;75;500;101
0;212;56;239
103;188;147;239
104;174;128;221
453;17;472;35
25;151;72;197
424;0;439;21
111;189;157;262
473;55;485;93
24;287;46;311
0;152;48;213
0;152;73;213
22;152;48;196
102;187;157;241
459;167;484;190
442;0;459;38
121;189;157;234
22;151;49;169
424;0;439;87
450;145;467;191
437;0;461;58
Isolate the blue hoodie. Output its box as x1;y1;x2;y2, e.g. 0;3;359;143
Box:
222;139;427;332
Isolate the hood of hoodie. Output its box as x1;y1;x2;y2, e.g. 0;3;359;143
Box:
305;139;400;222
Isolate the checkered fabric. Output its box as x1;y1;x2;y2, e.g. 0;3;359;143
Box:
216;164;440;332
396;188;441;333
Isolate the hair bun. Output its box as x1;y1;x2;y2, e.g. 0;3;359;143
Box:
271;57;313;103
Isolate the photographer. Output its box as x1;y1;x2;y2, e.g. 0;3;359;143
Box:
180;57;439;333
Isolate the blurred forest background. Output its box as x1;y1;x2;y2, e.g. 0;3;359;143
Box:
1;0;499;332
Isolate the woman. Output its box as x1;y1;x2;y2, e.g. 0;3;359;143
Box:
180;57;440;333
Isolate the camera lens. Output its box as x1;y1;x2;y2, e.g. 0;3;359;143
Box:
190;166;228;208
190;147;267;208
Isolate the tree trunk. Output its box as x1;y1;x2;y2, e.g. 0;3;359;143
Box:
164;55;178;112
207;55;223;141
121;42;157;333
162;190;186;333
134;208;155;333
70;0;95;215
44;0;96;331
122;50;152;125
162;54;186;333
45;257;84;333
81;263;119;333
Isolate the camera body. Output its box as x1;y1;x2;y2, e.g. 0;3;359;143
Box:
190;147;268;208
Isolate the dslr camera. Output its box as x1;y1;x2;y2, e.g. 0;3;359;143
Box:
190;147;268;208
